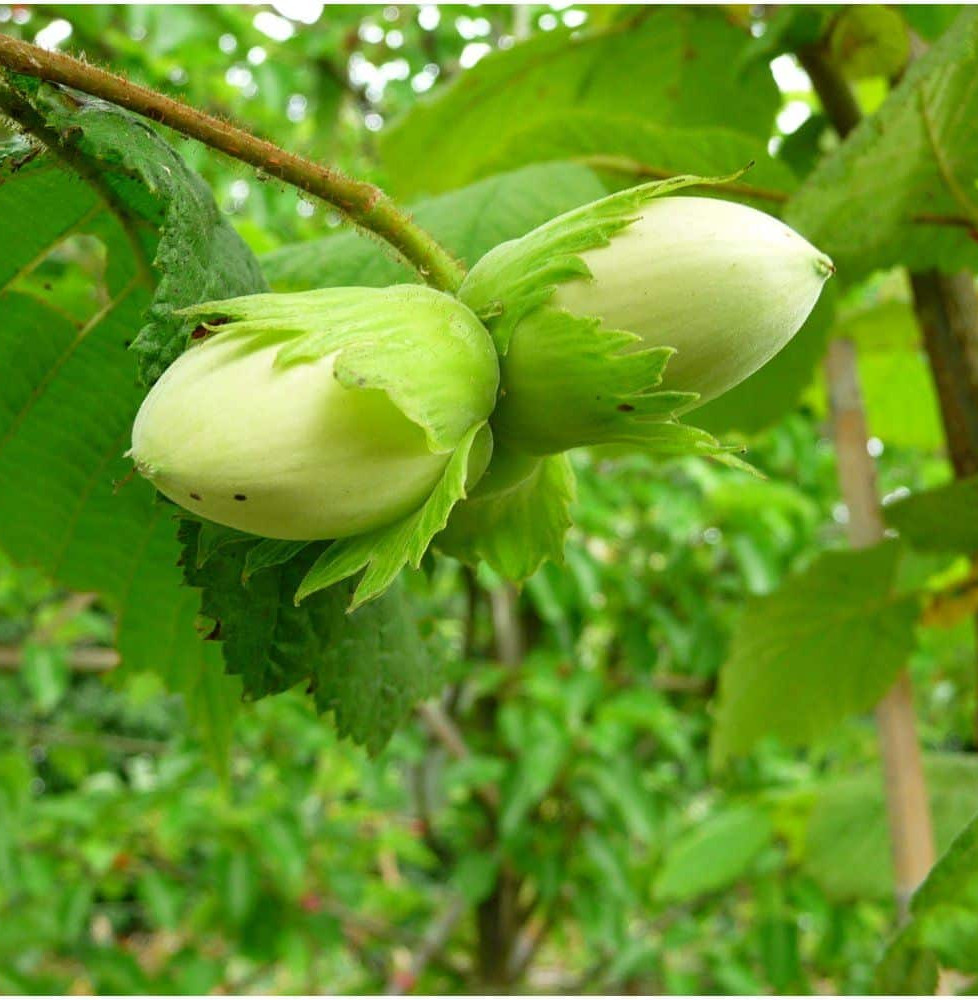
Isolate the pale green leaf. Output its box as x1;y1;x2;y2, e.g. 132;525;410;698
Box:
802;753;978;902
480;112;797;208
380;7;778;197
712;542;920;763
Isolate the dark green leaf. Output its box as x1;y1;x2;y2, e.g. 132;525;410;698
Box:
0;85;257;769
180;522;439;753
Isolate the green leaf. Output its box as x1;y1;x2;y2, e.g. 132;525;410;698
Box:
180;522;439;753
452;851;501;905
834;297;922;352
194;521;254;568
876;796;978;987
380;7;778;197
479;112;797;208
654;805;774;903
786;8;978;281
296;423;486;608
261;162;608;292
860;351;945;450
0;85;254;768
739;6;827;67
884;475;978;554
437;451;576;580
20;643;69;714
711;542;920;763
801;754;978;902
3;82;267;384
138;869;183;930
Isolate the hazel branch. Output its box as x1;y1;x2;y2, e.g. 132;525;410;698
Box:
0;33;466;293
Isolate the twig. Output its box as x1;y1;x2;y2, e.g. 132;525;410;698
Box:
912;212;978;235
577;153;790;205
800;35;953;919
505;907;557;983
910;271;978;479
652;672;715;695
4;720;168;755
33;592;100;642
415;701;470;760
490;584;524;667
415;701;500;810
801;28;978;766
911;270;978;750
797;43;862;139
0;645;119;671
384;895;467;994
0;33;465;293
472;583;527;990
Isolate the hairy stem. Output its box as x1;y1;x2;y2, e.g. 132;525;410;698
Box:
0;33;466;292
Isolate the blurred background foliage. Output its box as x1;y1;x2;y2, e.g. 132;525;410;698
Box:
1;3;977;993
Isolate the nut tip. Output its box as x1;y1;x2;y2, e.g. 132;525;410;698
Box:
815;254;836;279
